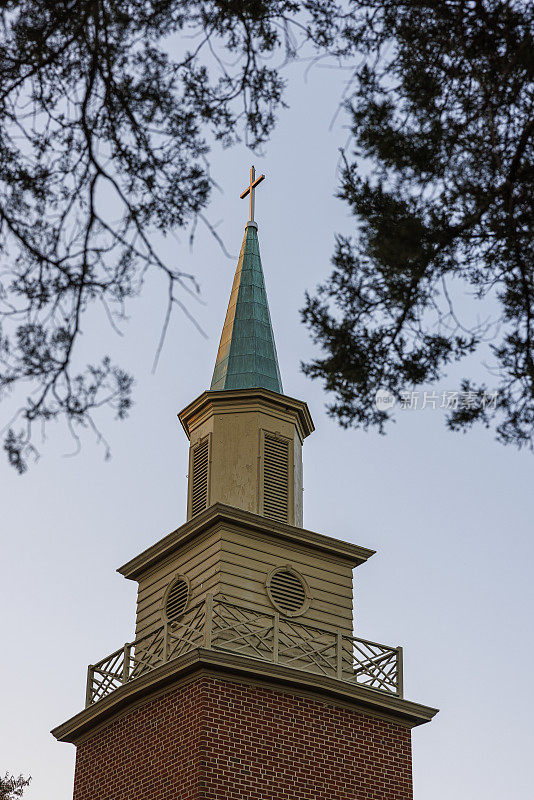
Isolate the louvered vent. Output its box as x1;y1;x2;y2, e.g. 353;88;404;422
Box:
268;569;307;615
263;434;289;522
191;437;209;517
165;578;189;620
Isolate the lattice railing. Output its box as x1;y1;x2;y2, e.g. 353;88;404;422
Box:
349;635;402;695
277;618;339;678
167;599;206;660
209;598;275;661
86;599;206;706
85;594;403;706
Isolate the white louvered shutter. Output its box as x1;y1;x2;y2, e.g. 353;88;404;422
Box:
263;434;289;523
191;437;209;517
165;578;189;620
269;569;306;614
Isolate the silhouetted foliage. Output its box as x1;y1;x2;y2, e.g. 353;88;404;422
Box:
1;1;532;470
302;1;534;448
0;774;31;800
0;0;339;471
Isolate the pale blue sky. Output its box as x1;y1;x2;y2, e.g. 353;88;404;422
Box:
1;57;533;800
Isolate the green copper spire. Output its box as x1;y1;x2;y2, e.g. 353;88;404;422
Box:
211;223;283;393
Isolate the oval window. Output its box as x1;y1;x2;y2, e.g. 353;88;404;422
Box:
267;567;309;616
165;576;189;621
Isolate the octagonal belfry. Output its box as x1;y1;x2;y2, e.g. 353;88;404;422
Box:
179;388;313;526
52;170;437;800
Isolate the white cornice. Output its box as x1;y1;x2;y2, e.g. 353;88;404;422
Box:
51;647;438;745
117;503;375;581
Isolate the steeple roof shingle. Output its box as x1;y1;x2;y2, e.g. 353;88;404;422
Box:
210;224;283;394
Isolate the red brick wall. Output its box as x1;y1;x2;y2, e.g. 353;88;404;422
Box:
73;678;204;800
73;675;413;800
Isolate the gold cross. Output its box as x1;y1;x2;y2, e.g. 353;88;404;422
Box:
240;165;265;224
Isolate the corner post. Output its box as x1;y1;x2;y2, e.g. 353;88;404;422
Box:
336;632;343;680
204;593;213;649
396;646;404;698
122;644;131;684
273;612;280;663
85;665;95;708
162;622;169;664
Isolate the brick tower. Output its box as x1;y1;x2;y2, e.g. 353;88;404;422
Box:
52;168;437;800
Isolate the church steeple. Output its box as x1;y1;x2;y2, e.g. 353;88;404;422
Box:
179;167;312;526
52;166;438;799
210;223;283;393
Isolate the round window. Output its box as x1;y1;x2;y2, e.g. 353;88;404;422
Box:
165;576;189;621
266;567;309;616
